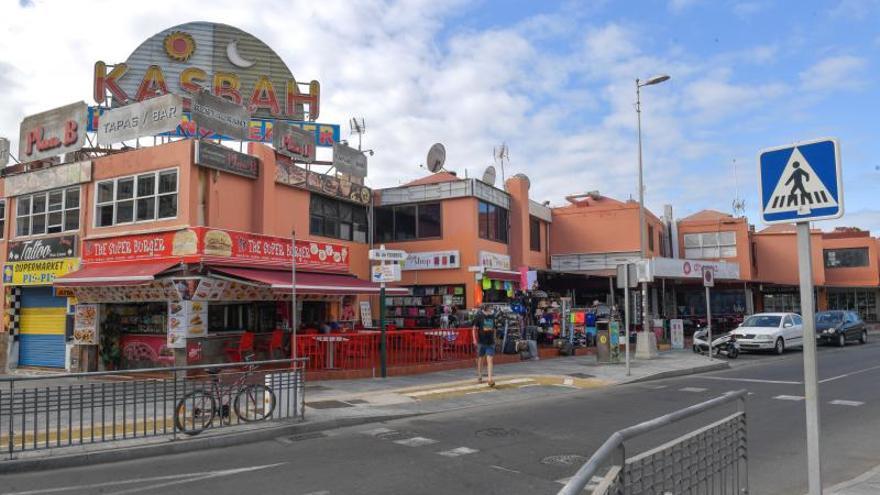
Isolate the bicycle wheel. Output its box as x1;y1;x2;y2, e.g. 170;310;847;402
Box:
234;384;276;421
175;390;217;435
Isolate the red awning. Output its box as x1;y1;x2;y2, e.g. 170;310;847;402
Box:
54;261;182;286
484;269;521;282
208;266;409;295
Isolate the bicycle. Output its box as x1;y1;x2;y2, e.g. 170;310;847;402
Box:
174;357;277;436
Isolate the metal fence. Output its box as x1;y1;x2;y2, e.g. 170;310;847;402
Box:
559;390;748;495
1;358;306;460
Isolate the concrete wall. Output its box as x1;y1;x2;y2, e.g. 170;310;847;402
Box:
822;232;880;288
753;228;825;286
550;198;664;257
676;214;755;281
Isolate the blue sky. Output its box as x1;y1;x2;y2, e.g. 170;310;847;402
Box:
1;0;878;233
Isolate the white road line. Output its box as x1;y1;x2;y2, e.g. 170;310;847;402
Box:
361;427;395;436
696;376;802;385
437;446;480;457
394;436;439;447
679;387;708;393
639;384;667;389
829;400;865;407
490;465;521;474
1;463;287;495
774;395;805;401
406;378;534;397
819;364;880;384
563;378;574;385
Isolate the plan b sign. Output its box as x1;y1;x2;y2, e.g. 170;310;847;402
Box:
758;138;843;224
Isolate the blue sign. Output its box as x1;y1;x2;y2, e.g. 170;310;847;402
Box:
87;106;340;147
758;138;843;224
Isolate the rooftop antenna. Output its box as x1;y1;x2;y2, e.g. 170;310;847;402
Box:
493;143;508;183
731;157;746;217
349;117;366;151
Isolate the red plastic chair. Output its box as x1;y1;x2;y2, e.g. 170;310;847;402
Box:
256;329;285;358
224;331;255;363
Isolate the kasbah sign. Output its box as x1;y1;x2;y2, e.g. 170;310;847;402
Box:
93;21;320;122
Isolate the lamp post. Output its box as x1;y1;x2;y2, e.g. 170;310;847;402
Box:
635;74;670;335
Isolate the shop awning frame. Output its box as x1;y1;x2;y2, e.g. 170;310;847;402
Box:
54;261;183;287
207;266;409;295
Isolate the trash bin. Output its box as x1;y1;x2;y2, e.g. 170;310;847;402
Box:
596;322;611;363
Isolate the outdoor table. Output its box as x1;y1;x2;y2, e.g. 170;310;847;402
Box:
313;335;349;369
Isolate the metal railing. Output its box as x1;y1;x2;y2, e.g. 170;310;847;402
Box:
559;390;748;495
1;358;307;460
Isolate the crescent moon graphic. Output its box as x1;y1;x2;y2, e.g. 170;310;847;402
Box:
226;40;254;68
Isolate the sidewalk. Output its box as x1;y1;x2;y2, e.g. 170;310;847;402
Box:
825;464;880;494
301;350;727;422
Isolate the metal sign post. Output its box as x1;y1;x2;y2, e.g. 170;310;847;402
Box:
379;244;387;378
797;222;822;494
759;138;842;495
624;266;631;376
702;267;714;360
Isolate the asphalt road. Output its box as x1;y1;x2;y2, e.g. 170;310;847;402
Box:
4;339;880;495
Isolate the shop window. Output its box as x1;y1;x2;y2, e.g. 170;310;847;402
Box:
95;169;177;227
683;231;736;259
208;303;277;332
373;202;442;242
529;217;541;252
309;194;369;243
824;248;869;268
478;200;508;244
16;187;79;237
648;225;655;251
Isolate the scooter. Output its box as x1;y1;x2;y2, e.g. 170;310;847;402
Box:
692;326;740;359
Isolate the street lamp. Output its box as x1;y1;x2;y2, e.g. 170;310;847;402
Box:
635;74;670;335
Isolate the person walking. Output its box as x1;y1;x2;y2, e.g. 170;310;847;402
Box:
472;304;497;387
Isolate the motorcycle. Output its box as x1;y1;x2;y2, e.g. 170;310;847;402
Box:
692;326;740;359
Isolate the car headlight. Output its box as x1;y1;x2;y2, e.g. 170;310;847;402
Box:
824;329;834;334
757;334;773;341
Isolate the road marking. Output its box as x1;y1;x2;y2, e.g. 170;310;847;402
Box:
679;387;708;393
405;378;534;397
302;492;331;495
639;384;667;389
361;427;395;437
774;395;805;401
829;400;864;407
394;436;439;447
819;364;880;384
696;376;802;385
438;446;479;457
563;378;574;385
491;465;521;474
1;463;286;495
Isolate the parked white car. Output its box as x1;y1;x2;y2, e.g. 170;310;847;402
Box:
730;312;803;355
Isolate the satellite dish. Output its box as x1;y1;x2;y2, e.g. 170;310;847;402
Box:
426;143;446;173
482;165;497;186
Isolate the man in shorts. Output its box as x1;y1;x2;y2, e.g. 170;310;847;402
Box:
472;304;497;386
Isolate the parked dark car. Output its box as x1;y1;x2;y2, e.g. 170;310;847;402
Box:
815;310;867;347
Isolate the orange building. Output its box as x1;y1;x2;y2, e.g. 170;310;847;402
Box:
374;172;551;327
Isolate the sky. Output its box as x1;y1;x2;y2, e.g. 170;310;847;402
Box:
1;0;879;234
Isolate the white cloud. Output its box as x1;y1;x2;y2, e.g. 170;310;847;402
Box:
799;55;869;92
828;0;880;20
682;71;788;123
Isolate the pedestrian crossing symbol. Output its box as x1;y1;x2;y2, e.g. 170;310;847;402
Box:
759;138;843;224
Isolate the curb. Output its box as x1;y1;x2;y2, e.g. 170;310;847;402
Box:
623;361;730;384
0;413;417;475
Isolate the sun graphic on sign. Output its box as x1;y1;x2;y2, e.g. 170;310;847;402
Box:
164;31;196;62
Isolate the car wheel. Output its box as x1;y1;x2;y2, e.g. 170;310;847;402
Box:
837;333;846;348
774;338;785;355
859;330;868;345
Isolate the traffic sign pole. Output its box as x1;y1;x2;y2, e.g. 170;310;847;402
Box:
705;286;712;359
797;222;823;494
624;265;630;376
379;244;387;378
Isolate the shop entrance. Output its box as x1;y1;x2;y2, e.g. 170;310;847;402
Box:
18;286;68;368
301;301;329;328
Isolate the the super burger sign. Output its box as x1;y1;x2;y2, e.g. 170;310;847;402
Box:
93;21;320;121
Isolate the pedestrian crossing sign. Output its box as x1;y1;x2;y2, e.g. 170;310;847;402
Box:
758;138;843;224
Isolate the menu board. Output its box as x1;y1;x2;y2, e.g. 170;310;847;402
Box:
359;301;373;328
168;300;208;348
191;278;230;301
73;304;99;345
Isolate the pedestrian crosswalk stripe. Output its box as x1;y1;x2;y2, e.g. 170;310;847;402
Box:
679;387;708;393
829;400;864;407
437;447;479;457
764;147;837;215
774;395;805;401
361;427;395;437
394;436;439;447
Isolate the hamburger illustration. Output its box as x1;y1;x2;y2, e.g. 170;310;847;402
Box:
203;230;233;257
172;229;198;255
